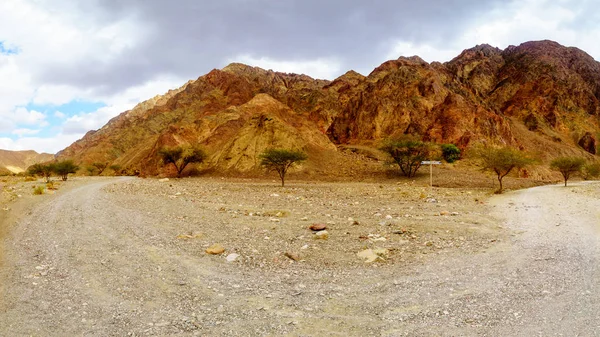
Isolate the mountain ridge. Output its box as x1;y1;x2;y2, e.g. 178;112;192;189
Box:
0;150;54;174
57;40;600;176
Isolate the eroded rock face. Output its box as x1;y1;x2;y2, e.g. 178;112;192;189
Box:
579;132;596;154
57;40;600;175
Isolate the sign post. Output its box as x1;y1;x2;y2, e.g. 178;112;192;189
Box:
421;160;441;194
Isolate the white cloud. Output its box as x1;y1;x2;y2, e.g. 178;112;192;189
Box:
12;128;40;137
12;108;47;125
231;55;343;80
33;85;88;106
386;0;600;65
0;133;80;153
54;111;66;119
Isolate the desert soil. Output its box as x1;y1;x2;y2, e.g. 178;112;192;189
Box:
0;177;599;336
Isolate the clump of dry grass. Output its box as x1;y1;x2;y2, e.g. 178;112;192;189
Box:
33;186;44;195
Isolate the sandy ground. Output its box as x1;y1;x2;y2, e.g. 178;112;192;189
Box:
0;177;598;336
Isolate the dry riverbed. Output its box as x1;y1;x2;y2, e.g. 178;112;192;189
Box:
1;177;598;336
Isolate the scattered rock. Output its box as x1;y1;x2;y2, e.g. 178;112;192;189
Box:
158;178;169;182
177;232;202;239
385;215;393;219
368;233;387;242
314;230;329;240
226;253;240;262
309;224;327;231
426;198;438;203
206;244;225;255
451;212;460;216
440;211;450;216
284;252;300;261
357;248;389;263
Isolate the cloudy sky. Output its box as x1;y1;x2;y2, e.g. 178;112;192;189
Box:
0;0;598;154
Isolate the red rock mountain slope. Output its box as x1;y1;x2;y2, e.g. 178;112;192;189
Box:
58;40;600;176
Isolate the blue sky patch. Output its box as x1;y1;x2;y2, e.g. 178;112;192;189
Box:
27;100;106;118
0;41;19;55
2;100;108;139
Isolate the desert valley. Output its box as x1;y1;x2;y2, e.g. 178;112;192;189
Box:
2;39;600;336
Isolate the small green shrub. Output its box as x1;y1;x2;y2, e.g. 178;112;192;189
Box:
441;144;461;163
583;163;600;180
33;186;44;195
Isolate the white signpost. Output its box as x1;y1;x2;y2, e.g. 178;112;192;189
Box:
421;160;441;191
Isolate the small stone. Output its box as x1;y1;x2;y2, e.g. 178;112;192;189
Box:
440;211;449;216
385;215;393;219
158;178;169;182
450;212;460;216
300;244;309;250
270;193;280;197
205;244;225;255
309;224;327;231
284;252;300;261
226;253;240;262
357;248;388;263
314;230;329;240
426;198;438;203
300;217;309;221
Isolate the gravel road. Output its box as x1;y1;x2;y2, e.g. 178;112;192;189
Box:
0;178;599;336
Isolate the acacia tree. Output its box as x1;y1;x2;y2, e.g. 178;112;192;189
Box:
53;160;80;181
380;137;435;177
550;156;585;186
158;145;206;178
474;146;533;193
259;149;307;187
27;163;54;182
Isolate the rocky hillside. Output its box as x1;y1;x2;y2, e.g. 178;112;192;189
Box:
0;150;54;175
58;40;600;176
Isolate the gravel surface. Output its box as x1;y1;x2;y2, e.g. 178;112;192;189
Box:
0;177;598;336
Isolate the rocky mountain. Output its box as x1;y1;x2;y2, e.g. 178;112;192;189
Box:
0;150;54;175
58;40;600;176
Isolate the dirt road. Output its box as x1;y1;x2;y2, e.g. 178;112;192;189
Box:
0;178;599;336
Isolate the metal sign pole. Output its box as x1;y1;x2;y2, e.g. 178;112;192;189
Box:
430;162;433;192
421;160;441;197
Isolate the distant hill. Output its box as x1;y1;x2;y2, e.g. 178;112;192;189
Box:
57;40;600;177
0;150;54;174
